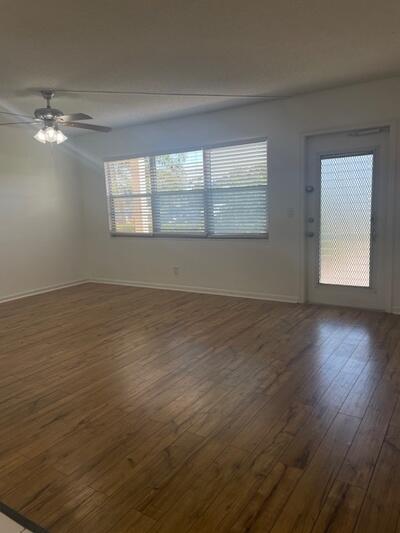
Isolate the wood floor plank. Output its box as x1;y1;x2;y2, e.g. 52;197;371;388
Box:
270;413;361;532
353;424;400;533
148;445;249;533
338;377;398;488
228;462;303;533
311;480;365;533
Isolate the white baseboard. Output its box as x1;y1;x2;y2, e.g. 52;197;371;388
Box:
89;277;299;303
0;279;88;304
2;277;398;312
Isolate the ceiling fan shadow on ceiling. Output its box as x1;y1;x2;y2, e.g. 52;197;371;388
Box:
0;90;112;145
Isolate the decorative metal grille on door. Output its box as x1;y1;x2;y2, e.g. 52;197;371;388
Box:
319;153;374;287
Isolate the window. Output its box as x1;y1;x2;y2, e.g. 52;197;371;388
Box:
104;139;268;238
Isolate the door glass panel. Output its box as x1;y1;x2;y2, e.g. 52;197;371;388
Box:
319;153;374;287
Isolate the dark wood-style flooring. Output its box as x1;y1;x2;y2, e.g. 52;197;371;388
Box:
1;283;400;532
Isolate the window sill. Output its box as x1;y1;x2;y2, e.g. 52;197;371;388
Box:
109;232;269;240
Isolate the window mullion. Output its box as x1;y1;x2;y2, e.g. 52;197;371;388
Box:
149;156;159;234
109;196;116;233
203;149;211;236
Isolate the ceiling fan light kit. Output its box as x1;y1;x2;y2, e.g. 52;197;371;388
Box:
34;126;67;144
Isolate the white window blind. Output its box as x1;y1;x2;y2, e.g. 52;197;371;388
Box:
153;150;205;235
206;141;268;235
104;139;268;238
105;157;153;234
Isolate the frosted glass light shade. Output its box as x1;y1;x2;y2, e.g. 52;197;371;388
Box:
34;129;47;144
56;129;67;144
45;127;57;142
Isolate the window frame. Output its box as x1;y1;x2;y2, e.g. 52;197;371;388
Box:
104;137;269;240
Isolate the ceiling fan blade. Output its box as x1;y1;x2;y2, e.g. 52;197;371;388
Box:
0;111;33;118
62;122;111;132
57;113;93;122
0;121;40;126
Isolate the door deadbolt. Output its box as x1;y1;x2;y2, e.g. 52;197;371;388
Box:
307;217;314;223
307;231;315;237
305;185;314;193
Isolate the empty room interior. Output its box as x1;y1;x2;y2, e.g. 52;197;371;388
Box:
1;1;400;532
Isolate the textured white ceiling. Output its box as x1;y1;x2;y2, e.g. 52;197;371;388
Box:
1;0;400;131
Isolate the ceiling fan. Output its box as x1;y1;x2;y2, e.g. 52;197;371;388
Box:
0;90;111;144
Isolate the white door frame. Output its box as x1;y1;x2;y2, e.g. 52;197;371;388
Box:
299;120;397;312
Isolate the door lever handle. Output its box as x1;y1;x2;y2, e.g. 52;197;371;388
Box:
307;232;315;238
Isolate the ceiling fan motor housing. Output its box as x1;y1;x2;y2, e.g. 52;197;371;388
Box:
34;107;63;121
33;89;63;123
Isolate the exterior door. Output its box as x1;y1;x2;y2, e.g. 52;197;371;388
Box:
305;128;389;310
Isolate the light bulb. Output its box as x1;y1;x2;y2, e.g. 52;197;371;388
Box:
55;129;67;144
34;129;47;144
44;127;57;143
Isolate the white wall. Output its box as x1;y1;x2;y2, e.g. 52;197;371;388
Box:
0;127;85;301
75;77;400;309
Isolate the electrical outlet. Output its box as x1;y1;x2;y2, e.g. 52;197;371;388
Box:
173;266;180;277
